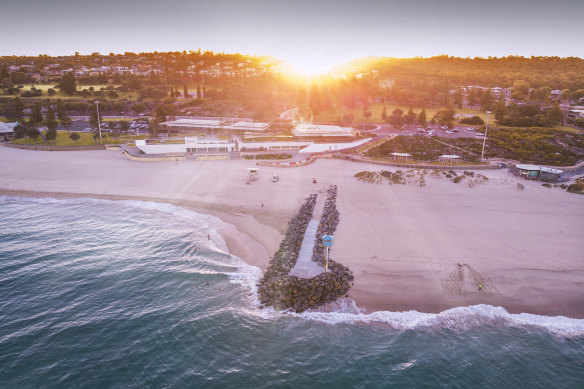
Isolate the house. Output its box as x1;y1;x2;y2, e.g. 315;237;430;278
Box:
550;90;563;100
210;68;222;77
0;122;18;141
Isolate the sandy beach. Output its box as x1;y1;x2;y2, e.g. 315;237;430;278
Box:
1;146;583;317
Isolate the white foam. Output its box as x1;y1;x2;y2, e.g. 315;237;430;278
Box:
288;303;584;337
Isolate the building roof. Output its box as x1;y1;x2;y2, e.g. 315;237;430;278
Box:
222;121;270;132
163;119;223;128
163;119;269;132
0;122;17;133
292;123;357;137
516;164;563;174
439;154;461;159
390;152;412;157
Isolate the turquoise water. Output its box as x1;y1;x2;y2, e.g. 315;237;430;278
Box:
1;196;583;388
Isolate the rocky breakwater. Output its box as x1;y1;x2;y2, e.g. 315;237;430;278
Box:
258;186;354;313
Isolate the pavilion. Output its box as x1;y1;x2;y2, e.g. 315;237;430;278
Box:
438;154;461;163
389;152;412;161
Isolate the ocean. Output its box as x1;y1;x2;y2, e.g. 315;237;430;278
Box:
1;196;583;388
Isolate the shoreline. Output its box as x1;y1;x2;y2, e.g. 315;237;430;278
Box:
1;148;583;318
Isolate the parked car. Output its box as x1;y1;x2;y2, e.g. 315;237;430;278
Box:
475;132;485;136
446;130;454;134
440;126;448;130
273;174;279;182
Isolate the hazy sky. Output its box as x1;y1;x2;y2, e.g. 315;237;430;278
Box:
3;0;583;72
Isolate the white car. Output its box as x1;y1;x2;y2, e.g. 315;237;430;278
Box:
440;126;448;130
475;132;485;136
467;127;475;131
446;130;454;134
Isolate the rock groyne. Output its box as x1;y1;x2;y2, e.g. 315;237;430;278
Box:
258;186;354;312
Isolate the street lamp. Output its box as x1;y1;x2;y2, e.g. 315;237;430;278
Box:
95;101;102;144
480;111;491;161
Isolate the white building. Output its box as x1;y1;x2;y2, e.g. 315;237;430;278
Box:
135;137;236;155
292;123;358;139
162;119;270;133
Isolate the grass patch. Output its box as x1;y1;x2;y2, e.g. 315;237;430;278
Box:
11;137;44;145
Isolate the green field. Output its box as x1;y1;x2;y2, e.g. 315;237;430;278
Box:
11;131;129;146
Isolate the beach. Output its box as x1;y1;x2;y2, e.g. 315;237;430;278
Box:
1;146;583;318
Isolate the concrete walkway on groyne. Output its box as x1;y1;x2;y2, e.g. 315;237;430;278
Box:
289;193;325;279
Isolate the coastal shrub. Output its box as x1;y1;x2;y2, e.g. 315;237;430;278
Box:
566;181;584;194
366;129;584;166
452;175;464;183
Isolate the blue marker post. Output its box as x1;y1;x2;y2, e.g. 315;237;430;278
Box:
321;235;334;273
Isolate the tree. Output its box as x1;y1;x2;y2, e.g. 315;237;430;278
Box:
418;108;427;126
119;121;130;131
69;132;81;142
59;72;76;95
431;109;455;125
460;116;485;125
13;97;24;121
89;104;99;129
391;108;403;117
48;88;56;96
56;99;69;123
480;89;493;110
131;103;145;115
30;102;43;123
381;106;387;121
363;111;372;121
183;84;189;98
547;103;563;125
154;105;167;123
494;100;507;122
197;84;202;98
45;105;58;141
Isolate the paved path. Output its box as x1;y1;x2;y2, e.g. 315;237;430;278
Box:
289;193;325;278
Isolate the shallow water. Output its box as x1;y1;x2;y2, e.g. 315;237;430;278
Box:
1;197;583;388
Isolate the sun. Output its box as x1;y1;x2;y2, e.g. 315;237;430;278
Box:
282;56;342;80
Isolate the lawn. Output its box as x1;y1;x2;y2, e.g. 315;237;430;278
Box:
12;131;128;146
11;137;44;145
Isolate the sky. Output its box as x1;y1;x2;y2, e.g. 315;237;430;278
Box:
3;0;583;73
